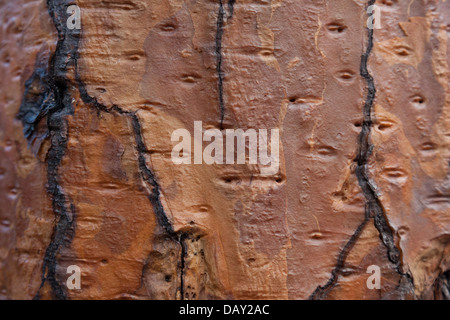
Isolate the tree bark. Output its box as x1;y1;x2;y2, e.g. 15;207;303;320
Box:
0;0;449;300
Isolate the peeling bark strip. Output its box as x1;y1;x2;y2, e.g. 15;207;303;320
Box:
17;0;80;300
310;0;413;300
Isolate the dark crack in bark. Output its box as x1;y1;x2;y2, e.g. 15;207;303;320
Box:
72;13;194;300
355;2;401;267
18;0;191;300
309;211;370;300
18;0;80;300
355;0;414;294
434;270;450;300
216;0;226;129
179;234;188;300
130;114;176;235
310;0;414;300
215;0;235;129
76;64;189;299
228;0;236;18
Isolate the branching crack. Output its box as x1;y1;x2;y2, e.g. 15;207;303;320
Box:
76;55;189;300
17;0;81;300
72;14;193;302
310;0;414;300
17;0;194;300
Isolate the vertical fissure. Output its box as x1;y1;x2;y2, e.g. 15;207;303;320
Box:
355;0;411;282
18;0;191;300
228;0;236;18
17;0;81;300
216;0;226;129
73;25;192;300
310;0;413;299
179;234;188;300
76;75;189;299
